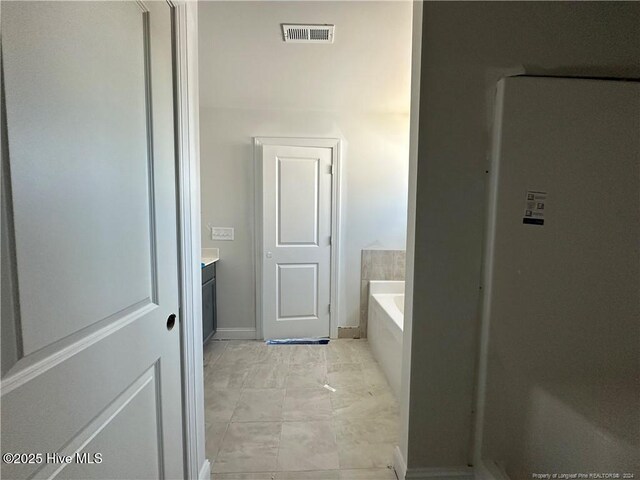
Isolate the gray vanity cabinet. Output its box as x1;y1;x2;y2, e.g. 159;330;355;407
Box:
202;262;217;344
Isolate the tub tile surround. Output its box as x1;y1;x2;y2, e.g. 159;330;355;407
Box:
359;250;406;338
204;339;399;478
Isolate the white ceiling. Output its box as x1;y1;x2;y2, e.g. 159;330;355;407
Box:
198;1;413;113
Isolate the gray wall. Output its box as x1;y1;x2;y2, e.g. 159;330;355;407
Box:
408;1;640;469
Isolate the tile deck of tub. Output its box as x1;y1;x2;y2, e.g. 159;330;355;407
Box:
203;339;399;480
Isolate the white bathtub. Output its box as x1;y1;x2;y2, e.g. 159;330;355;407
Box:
367;280;404;399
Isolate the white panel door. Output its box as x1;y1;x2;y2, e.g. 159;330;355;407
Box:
262;145;333;339
1;2;184;479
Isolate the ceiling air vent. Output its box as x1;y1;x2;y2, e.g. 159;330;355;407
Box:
282;24;335;44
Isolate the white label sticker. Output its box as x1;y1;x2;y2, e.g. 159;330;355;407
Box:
523;190;546;225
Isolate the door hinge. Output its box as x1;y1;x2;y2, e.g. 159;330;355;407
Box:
328;236;332;246
328;304;332;314
328;164;334;175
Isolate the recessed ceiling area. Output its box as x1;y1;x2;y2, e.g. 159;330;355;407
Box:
198;1;412;113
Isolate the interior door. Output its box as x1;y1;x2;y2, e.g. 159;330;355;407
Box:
1;2;184;479
261;144;333;339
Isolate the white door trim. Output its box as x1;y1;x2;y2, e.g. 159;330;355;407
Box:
254;137;342;340
397;0;422;472
171;2;209;479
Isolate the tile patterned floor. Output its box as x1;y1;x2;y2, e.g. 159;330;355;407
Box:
203;339;399;480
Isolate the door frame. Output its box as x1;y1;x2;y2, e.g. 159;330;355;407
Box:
253;137;342;340
171;2;210;480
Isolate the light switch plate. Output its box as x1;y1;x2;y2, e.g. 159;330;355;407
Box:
211;227;234;241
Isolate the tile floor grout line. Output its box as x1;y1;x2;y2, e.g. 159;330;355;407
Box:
274;418;285;473
208;420;230;469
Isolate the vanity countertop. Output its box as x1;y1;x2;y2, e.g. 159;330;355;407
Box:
201;248;219;268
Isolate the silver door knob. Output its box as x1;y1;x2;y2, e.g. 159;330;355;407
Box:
266;251;273;258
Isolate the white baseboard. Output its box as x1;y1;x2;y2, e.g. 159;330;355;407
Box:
394;446;408;479
393;446;474;480
198;459;210;480
393;456;507;480
474;459;510;480
213;328;257;340
406;466;474;480
406;468;473;480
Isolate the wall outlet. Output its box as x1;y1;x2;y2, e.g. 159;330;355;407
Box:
211;227;234;241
